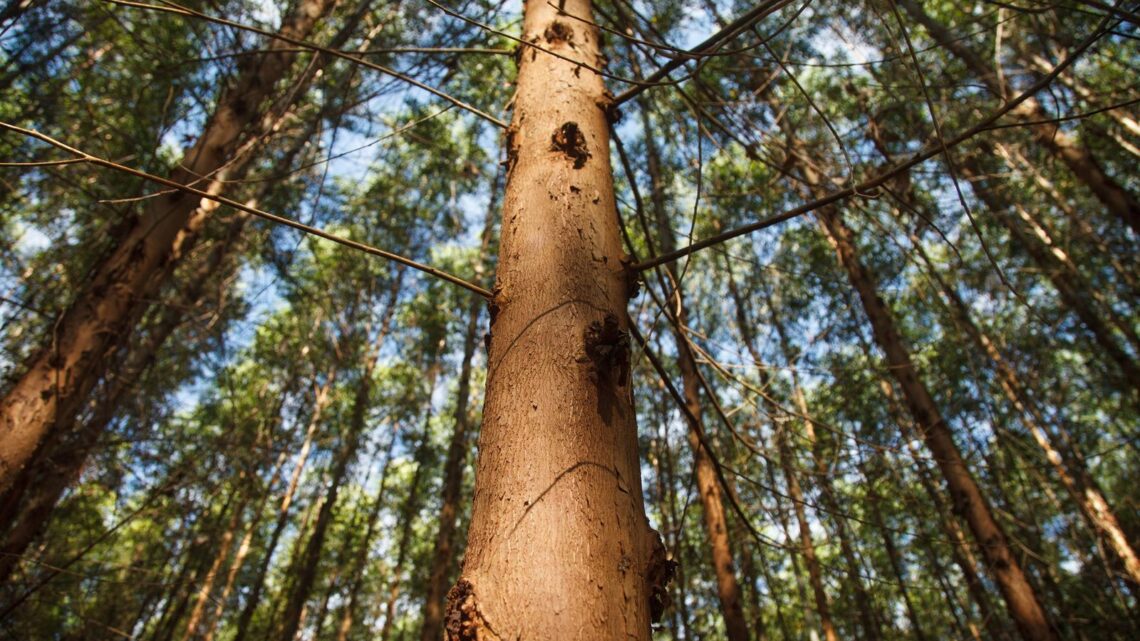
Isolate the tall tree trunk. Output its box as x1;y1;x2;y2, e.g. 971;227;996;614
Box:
640;103;750;641
181;487;249;641
334;432;398;641
816;202;1057;640
858;449;930;641
0;0;337;493
201;452;290;641
450;1;659;639
894;0;1140;234
774;424;838;641
276;376;367;641
379;370;439;641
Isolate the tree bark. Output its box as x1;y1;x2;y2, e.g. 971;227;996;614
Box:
911;230;1140;587
956;149;1140;394
0;0;337;493
449;1;659;639
0;213;250;586
231;373;333;641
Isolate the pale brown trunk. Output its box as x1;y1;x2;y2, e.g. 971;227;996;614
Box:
277;384;365;641
818;206;1057;641
450;1;657;639
858;451;930;641
181;492;246;641
993;142;1140;302
380;371;439;641
230;374;332;641
738;269;885;641
335;433;398;641
0;216;248;585
200;452;287;641
895;0;1140;234
0;0;337;493
775;425;838;641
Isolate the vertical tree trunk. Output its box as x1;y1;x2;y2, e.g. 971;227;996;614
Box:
450;1;659;639
181;489;249;641
379;370;439;641
640;101;750;641
910;230;1140;586
816;204;1057;641
201;452;290;641
334;432;398;641
277;374;367;641
0;0;337;493
857;450;930;641
956;149;1140;393
774;424;838;641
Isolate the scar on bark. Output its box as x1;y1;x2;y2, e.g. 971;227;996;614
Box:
551;121;590;168
445;579;502;641
580;312;630;387
543;20;574;47
502;125;519;173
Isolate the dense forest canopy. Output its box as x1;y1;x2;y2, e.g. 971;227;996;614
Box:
0;0;1137;639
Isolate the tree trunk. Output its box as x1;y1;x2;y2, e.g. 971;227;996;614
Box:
0;213;249;585
380;370;439;641
858;449;930;641
201;452;289;641
0;0;336;493
817;204;1057;641
911;230;1140;586
334;432;398;641
449;1;659;639
181;488;248;641
277;378;366;641
956;149;1140;394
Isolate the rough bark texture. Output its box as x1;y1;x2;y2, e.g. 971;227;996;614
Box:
450;1;658;639
817;207;1058;641
0;0;337;493
0;215;247;584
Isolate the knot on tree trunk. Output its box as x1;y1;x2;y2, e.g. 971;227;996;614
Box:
551;122;590;169
445;579;502;641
